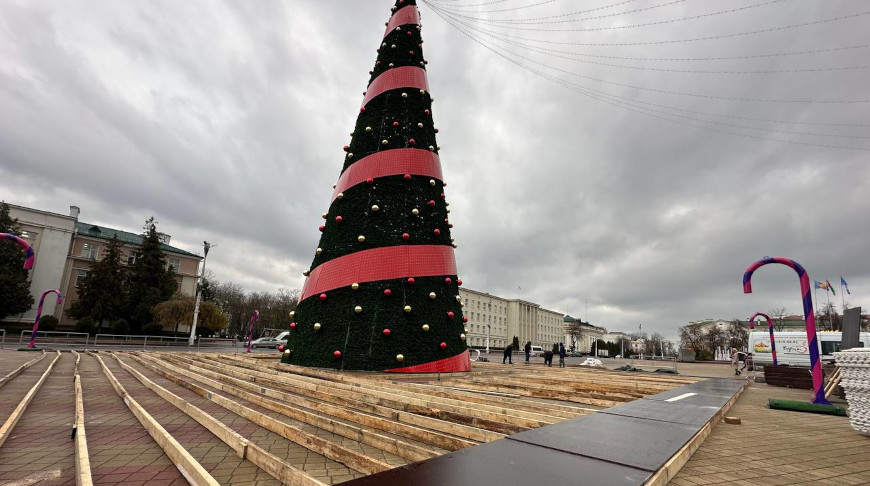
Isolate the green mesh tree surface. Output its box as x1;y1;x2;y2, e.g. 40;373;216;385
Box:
286;0;469;372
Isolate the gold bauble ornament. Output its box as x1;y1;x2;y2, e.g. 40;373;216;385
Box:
404;305;412;313
354;306;362;314
314;323;321;330
396;354;404;362
351;283;359;290
422;324;430;332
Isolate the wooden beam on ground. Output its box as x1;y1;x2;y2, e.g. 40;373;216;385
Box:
0;351;60;448
224;355;562;427
0;350;46;389
89;352;221;486
124;354;393;475
156;353;477;452
72;350;82;377
110;354;326;486
178;354;508;441
73;373;93;486
135;353;440;463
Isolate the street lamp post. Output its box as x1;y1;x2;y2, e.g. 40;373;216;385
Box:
486;325;491;355
188;241;212;346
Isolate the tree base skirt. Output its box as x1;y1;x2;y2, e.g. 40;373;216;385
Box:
383;351;470;373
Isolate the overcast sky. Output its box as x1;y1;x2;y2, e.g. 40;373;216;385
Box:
1;0;868;342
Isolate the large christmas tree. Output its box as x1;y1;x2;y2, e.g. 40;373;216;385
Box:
287;0;468;372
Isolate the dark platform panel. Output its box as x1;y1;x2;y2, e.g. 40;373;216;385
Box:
345;377;747;485
343;435;651;486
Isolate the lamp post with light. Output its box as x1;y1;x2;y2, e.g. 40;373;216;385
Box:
188;241;212;346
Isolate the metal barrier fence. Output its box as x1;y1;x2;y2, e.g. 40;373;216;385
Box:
93;334;189;348
196;337;237;348
628;355;679;372
19;330;90;347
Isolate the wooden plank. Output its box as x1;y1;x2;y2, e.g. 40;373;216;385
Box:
74;374;94;486
0;350;46;389
125;353;393;475
110;354;326;486
89;353;221;486
156;353;477;452
0;351;60;448
223;355;561;427
644;381;748;486
135;353;440;463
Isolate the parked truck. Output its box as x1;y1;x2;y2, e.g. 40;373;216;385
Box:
749;331;869;366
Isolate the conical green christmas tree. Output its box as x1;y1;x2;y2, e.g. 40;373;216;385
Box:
288;0;468;372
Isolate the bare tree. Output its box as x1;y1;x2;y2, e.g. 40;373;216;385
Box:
566;322;586;353
705;326;728;360
768;307;788;332
678;323;705;358
727;319;749;351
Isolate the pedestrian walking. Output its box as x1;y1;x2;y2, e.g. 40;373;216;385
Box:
730;347;741;376
503;344;513;364
524;341;531;363
559;342;566;368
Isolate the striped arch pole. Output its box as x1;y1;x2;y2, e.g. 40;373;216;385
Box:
245;310;260;353
748;312;777;366
743;257;830;405
29;289;63;348
0;233;35;269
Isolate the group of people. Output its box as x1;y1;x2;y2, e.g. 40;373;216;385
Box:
730;347;753;375
503;341;566;368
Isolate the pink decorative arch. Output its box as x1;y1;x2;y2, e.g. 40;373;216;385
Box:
749;312;777;366
744;257;829;405
0;233;35;269
29;289;63;348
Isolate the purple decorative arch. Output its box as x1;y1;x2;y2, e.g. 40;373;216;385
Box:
744;257;830;405
0;233;35;269
29;289;63;348
245;310;260;353
749;312;777;366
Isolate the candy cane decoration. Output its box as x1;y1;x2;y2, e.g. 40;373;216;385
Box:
0;233;35;269
743;257;830;405
749;312;778;366
245;310;260;353
29;289;63;348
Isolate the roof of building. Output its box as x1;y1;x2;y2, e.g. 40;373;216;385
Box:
75;222;201;258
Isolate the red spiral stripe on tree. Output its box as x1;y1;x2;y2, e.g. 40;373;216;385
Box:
333;149;442;201
383;6;420;38
384;350;470;373
301;245;456;301
362;66;429;108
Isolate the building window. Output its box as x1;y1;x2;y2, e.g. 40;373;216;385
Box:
20;230;36;240
126;251;141;266
81;243;99;260
168;258;180;273
75;270;89;287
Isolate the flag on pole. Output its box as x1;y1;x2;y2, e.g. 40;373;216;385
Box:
815;280;828;290
826;279;836;296
841;276;851;295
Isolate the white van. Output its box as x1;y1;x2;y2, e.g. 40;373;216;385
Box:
529;345;544;356
275;331;289;343
749;331;869;366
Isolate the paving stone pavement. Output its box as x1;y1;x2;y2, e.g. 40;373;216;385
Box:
78;353;187;485
669;383;870;486
0;354;52;427
0;350;41;374
99;354;276;485
0;352;76;485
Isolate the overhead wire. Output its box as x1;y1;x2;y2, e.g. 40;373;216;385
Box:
421;0;870;149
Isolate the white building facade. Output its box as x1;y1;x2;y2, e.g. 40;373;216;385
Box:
458;288;564;349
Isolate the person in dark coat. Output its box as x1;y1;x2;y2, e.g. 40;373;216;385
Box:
524;341;532;363
544;349;554;367
559;342;566;368
503;344;513;364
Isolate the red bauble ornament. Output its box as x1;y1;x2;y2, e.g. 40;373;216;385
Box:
434;128;439;133
424;109;430;115
428;200;435;206
457;278;463;286
409;50;414;55
278;345;284;352
434;229;440;236
404;174;411;180
408;278;415;284
290;322;297;329
447;312;455;319
440;193;446;199
462;316;468;323
383;329;391;337
343;145;349;151
335;216;343;223
318;225;325;232
393;121;399;127
384;288;392;296
440;342;447;350
445;277;452;284
409;138;416;145
319;293;327;301
402;233;410;240
334;350;342;358
449;224;454;228
360;107;366;113
367;177;374;184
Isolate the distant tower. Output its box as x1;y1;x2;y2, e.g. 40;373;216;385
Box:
287;0;469;372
